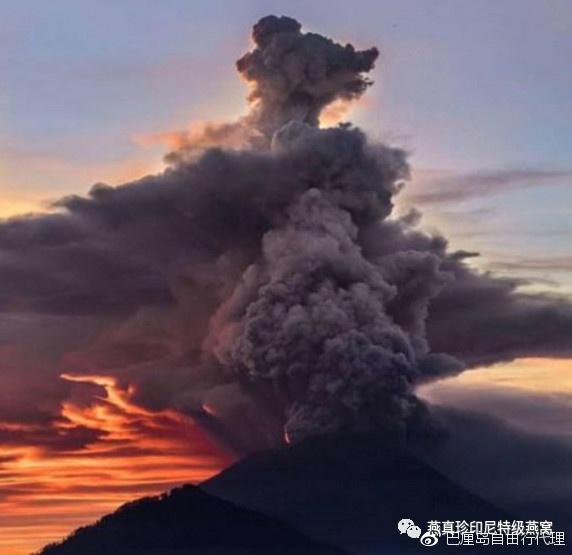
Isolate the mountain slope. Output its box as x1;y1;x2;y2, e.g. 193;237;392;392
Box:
203;434;528;554
38;484;347;555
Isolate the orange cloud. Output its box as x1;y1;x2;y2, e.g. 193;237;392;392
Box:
0;373;230;555
438;357;572;395
318;99;354;127
133;97;365;157
133;119;253;156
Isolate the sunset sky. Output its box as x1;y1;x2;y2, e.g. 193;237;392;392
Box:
1;1;571;554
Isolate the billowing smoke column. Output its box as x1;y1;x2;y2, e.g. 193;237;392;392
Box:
1;16;572;452
237;16;379;140
189;16;460;443
204;120;457;443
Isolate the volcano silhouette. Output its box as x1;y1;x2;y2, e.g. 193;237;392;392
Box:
203;435;528;554
38;434;554;555
38;481;347;555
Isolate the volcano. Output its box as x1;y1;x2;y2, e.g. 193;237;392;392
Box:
38;435;547;555
23;12;569;555
203;435;524;554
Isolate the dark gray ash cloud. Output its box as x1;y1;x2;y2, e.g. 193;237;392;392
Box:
1;15;571;450
408;168;571;205
237;15;379;141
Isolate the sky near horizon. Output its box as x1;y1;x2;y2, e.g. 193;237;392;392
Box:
0;2;571;553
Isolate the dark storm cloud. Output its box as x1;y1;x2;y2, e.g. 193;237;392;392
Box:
359;216;572;367
409;168;571;205
428;259;572;366
1;15;571;449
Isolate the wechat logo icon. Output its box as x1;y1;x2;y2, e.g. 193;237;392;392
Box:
398;518;421;539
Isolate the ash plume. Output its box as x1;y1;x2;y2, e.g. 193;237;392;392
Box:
1;15;572;451
237;15;379;140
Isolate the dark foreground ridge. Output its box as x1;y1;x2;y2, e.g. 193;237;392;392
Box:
38;484;347;555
